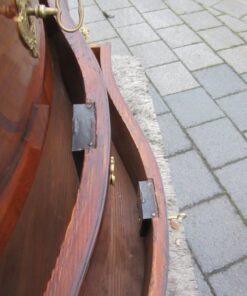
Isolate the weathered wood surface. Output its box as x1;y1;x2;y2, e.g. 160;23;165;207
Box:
44;0;111;294
80;143;146;295
95;44;169;296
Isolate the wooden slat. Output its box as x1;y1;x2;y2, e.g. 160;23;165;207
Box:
81;143;145;295
44;0;111;294
98;44;169;296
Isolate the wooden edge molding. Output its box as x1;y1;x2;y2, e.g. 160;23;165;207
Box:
44;1;111;295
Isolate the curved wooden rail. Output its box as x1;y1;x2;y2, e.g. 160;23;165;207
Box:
97;43;169;296
44;1;111;295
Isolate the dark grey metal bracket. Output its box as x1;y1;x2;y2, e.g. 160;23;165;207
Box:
72;103;96;151
138;180;158;236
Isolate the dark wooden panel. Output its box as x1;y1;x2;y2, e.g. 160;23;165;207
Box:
81;143;145;296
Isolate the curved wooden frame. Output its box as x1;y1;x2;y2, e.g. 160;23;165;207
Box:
97;43;169;295
44;1;111;295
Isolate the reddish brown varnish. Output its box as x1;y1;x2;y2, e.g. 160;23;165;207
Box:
0;0;47;252
0;0;168;294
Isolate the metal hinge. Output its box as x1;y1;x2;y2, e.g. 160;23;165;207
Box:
72;103;96;152
138;180;158;236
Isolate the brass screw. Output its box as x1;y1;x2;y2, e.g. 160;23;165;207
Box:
110;156;116;185
168;212;187;221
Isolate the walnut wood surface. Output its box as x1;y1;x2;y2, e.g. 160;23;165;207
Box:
95;44;169;296
80;143;145;295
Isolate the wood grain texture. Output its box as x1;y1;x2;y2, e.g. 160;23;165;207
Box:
95;44;169;296
44;0;111;294
80;143;145;296
0;1;47;253
0;0;45;190
0;46;79;295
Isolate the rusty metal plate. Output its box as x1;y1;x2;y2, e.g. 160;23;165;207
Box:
138;179;158;220
72;103;96;151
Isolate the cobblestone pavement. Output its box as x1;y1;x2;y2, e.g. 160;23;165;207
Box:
70;0;247;295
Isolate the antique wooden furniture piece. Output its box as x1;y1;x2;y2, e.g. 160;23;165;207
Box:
0;0;169;295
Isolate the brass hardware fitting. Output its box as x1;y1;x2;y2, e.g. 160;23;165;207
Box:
110;156;116;185
168;212;187;221
13;0;84;57
26;5;58;18
80;25;89;41
55;0;84;33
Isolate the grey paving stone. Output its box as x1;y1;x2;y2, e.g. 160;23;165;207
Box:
87;20;117;42
131;0;167;13
96;0;131;10
158;24;202;49
143;9;183;29
164;88;224;127
108;7;144;28
239;31;247;42
168;150;222;208
83;5;105;23
218;14;247;32
166;0;202;14
218;91;247;131
174;43;223;71
116;23;159;46
149;85;169;115
213;0;247;18
184;196;247;273
215;159;247;218
97;38;130;55
209;259;247;296
188;118;247;168
193;64;247;99
181;10;221;31
199;26;244;50
193;262;213;296
157;113;192;156
206;7;223;16
242;15;247;23
146;62;198;96
69;0;95;9
130;41;177;68
195;0;220;6
241;73;247;83
219;45;247;74
84;0;95;6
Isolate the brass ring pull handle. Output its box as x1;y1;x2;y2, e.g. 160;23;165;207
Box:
7;0;84;57
55;0;84;33
26;0;84;33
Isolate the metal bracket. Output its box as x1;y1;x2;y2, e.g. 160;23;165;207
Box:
138;180;158;236
72;104;96;151
138;180;158;220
